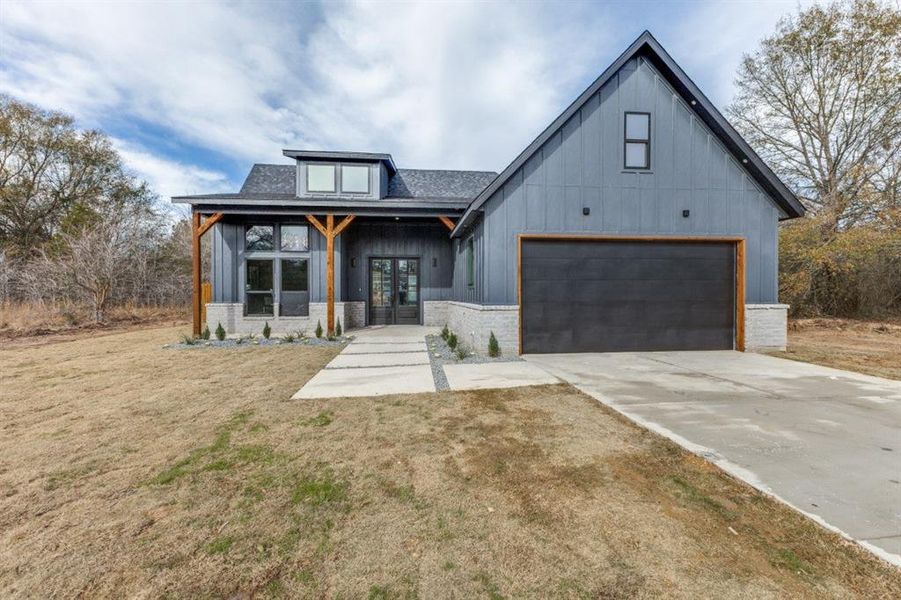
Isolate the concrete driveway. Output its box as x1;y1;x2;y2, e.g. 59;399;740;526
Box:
526;351;901;565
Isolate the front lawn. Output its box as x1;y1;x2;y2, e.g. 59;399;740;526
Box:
0;326;898;598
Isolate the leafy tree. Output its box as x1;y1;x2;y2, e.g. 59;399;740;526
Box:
728;0;900;230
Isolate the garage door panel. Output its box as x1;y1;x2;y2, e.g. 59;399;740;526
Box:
521;239;736;353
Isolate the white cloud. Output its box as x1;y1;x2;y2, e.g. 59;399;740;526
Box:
0;0;813;199
112;139;231;208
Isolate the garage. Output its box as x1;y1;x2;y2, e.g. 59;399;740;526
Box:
519;237;743;354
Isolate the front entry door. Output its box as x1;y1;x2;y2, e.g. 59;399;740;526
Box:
369;258;420;325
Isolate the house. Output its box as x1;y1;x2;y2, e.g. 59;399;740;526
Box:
174;31;804;355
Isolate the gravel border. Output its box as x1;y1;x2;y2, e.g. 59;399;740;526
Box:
425;332;522;391
163;335;352;350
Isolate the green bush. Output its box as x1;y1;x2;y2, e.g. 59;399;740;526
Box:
215;322;226;341
282;332;296;343
446;332;458;350
200;325;210;340
441;324;449;340
335;317;342;337
181;334;196;345
488;331;500;357
262;321;271;339
315;320;323;338
455;346;467;360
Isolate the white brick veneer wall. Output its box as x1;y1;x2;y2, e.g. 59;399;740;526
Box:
206;301;365;336
422;301;450;327
445;302;519;357
744;304;789;351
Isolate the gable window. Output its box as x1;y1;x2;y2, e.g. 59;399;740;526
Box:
280;224;309;252
307;164;336;192
465;237;475;287
624;112;651;170
341;165;369;193
245;225;274;251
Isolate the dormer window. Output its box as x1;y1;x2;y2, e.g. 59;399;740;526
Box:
624;112;650;170
341;165;369;193
307;164;336;192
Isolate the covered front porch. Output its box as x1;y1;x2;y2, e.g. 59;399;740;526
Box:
190;209;460;338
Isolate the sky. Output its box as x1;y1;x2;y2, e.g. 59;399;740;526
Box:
0;0;813;208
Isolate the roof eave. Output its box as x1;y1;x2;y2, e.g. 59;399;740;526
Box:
281;149;398;175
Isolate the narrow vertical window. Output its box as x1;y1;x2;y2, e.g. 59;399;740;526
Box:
465;237;475;287
245;259;274;316
624;112;651;169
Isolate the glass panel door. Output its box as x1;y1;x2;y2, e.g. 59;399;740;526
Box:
395;259;419;324
369;258;394;324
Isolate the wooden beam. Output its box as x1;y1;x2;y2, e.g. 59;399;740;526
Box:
306;214;328;237
191;212;202;337
333;214;356;238
326;214;335;335
736;239;746;352
438;216;456;231
196;212;224;237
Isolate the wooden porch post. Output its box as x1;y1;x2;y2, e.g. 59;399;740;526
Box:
306;214;356;335
191;211;224;337
192;212;202;336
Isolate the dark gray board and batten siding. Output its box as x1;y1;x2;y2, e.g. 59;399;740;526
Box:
474;57;782;306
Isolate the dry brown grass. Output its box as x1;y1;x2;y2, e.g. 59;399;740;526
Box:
771;318;901;380
0;301;188;342
1;326;899;598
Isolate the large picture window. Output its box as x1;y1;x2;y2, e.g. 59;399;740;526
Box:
245;259;274;316
341;165;369;193
280;258;309;316
307;164;336;192
624;112;651;170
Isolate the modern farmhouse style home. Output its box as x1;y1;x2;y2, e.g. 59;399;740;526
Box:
174;31;804;355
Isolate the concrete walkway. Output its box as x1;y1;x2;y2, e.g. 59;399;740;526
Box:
526;351;901;565
293;326;436;399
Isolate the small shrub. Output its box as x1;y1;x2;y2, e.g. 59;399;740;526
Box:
282;332;296;343
262;321;271;339
200;325;210;340
455;346;467;360
446;332;458;350
488;331;500;357
315;320;323;338
441;324;449;339
181;334;197;346
215;322;226;341
335;317;342;337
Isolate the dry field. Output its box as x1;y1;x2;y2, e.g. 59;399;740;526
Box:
771;318;901;380
1;326;899;598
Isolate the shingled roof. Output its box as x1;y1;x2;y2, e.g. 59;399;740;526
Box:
387;169;497;200
234;164;496;200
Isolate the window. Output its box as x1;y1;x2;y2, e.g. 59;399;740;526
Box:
280;258;309;316
245;259;274;316
245;225;274;251
280;225;309;251
341;165;369;193
307;163;335;192
465;237;475;287
624;112;651;169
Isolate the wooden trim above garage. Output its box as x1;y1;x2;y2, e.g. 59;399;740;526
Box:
516;234;746;354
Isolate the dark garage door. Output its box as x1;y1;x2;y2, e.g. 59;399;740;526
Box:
521;239;736;353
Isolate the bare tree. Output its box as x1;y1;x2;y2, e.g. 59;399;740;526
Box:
728;0;900;230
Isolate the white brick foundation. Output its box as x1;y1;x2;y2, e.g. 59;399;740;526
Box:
744;304;789;351
205;301;365;337
422;301;450;327
446;301;519;357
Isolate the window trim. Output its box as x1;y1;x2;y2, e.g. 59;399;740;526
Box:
306;163;337;193
340;164;370;194
623;111;651;170
465;236;475;288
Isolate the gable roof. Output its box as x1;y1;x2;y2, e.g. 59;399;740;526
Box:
388;169;497;200
240;164;295;194
451;30;805;237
